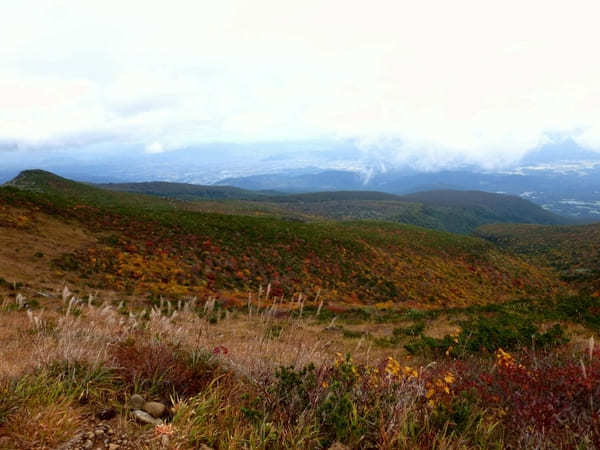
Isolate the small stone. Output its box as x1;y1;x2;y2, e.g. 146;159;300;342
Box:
129;394;145;410
85;431;95;440
83;439;93;449
94;429;104;437
133;409;163;426
143;401;166;418
108;444;120;450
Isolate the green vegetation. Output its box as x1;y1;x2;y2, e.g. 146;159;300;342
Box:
404;189;569;225
273;189;570;234
99;180;281;201
404;317;567;357
315;294;600;358
87;176;571;234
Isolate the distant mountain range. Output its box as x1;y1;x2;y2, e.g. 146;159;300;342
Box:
215;140;600;220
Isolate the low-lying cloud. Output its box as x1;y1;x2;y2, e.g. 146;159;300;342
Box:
2;0;600;169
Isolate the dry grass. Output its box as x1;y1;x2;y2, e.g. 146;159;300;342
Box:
2;399;84;450
0;309;40;377
0;205;95;288
0;288;428;448
1;288;599;449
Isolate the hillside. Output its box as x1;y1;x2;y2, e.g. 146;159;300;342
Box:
268;190;569;234
403;190;569;225
268;190;404;202
92;178;571;234
99;181;281;201
217;169;366;192
475;222;600;293
1;170;562;308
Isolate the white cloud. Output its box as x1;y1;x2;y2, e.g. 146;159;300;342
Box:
1;0;600;167
145;142;164;154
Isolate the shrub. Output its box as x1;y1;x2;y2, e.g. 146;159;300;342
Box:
111;339;219;397
405;315;568;356
393;322;425;337
458;347;600;447
52;253;81;271
271;364;317;420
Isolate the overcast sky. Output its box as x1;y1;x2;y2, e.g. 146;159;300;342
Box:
2;0;600;167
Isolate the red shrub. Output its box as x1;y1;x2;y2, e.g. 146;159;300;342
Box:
111;338;219;397
452;349;600;446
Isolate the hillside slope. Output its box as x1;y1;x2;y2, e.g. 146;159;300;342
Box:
91;177;571;234
267;190;569;234
403;190;567;225
475;222;600;293
1;170;563;308
99;181;281;201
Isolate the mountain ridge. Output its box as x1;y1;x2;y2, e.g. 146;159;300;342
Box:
46;173;572;233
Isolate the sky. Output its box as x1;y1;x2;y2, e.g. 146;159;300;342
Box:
2;0;600;169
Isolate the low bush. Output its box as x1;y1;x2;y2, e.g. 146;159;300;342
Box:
111;338;220;397
405;315;568;356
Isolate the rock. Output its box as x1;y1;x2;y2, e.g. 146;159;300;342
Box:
129;394;145;410
94;428;104;438
108;444;120;450
83;439;93;449
133;409;163;425
85;431;95;440
97;407;116;420
143;401;166;418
